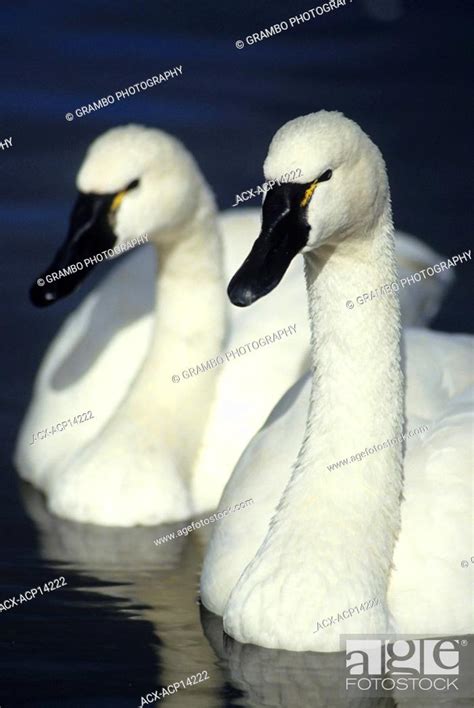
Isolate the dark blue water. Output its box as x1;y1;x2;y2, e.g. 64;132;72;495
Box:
1;1;473;705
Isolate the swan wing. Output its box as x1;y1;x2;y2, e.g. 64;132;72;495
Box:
390;328;474;635
395;231;455;327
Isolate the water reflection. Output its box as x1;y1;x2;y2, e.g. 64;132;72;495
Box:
21;483;471;708
200;605;473;708
20;482;221;707
201;605;396;708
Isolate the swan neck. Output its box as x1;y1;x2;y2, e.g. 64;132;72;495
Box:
304;207;403;417
119;187;227;475
278;204;404;613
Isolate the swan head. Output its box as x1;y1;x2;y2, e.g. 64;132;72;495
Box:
228;111;389;306
30;125;205;307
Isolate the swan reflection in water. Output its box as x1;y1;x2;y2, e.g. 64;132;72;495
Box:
20;483;469;708
20;482;219;707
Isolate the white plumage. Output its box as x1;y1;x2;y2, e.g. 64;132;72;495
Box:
14;126;309;526
200;111;473;651
15;123;458;528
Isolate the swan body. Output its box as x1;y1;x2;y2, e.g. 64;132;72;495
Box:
17;211;303;487
15;126;310;526
200;111;473;651
15;124;457;527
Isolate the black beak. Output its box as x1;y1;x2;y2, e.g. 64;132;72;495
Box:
30;192;118;307
227;182;313;307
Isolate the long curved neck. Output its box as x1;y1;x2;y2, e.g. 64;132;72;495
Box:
275;204;404;609
118;186;227;475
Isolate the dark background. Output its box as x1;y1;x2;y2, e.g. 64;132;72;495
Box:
0;1;473;705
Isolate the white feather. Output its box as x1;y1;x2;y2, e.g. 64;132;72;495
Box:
201;111;473;651
15;123;457;528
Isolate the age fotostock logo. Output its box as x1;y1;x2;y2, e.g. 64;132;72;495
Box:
345;638;464;694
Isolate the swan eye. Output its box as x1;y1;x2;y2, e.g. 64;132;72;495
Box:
110;179;140;212
318;169;332;182
300;170;332;208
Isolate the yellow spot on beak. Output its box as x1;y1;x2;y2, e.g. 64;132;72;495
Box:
300;180;318;208
111;190;126;212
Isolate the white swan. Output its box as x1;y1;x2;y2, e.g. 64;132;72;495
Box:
15;124;456;527
200;111;473;652
14;125;310;526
